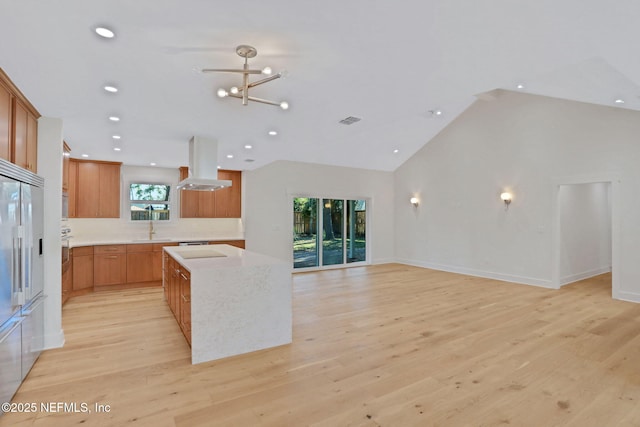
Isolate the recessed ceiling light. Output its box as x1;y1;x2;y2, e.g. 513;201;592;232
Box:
516;83;525;90
226;154;234;159
109;116;120;122
81;154;89;158
217;165;221;169
150;162;156;166
268;130;278;136
113;147;121;151
95;27;115;39
244;144;252;149
393;149;399;154
104;85;118;93
615;99;625;104
112;135;121;140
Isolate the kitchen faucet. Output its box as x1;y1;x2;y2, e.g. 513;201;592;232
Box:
149;219;155;240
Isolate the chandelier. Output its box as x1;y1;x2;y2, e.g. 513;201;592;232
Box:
202;45;289;110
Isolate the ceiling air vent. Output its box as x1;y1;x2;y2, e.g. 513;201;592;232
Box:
339;116;361;125
244;159;255;163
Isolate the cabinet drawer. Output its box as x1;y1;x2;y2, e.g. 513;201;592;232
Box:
127;243;153;253
94;245;126;254
72;245;93;256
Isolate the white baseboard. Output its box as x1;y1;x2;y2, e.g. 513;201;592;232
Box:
396;258;554;289
616;290;640;304
372;257;396;265
43;329;65;350
559;266;611;287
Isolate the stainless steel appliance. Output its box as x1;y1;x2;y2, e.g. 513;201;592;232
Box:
179;241;209;246
0;158;45;407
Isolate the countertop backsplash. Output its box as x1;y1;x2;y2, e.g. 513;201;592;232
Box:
68;217;244;244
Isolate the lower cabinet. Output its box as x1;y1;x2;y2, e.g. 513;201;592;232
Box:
163;253;191;346
94;245;126;287
209;240;245;249
126;244;154;284
72;246;93;291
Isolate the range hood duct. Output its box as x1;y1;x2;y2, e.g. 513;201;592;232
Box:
176;136;232;191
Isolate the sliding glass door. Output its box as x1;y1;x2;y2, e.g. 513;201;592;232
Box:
293;197;366;269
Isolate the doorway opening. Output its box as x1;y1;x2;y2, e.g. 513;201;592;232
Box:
552;176;619;298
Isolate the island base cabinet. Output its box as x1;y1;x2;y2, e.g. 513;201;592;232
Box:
180;269;191;345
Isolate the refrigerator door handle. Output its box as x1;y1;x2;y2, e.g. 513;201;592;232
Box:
0;317;24;345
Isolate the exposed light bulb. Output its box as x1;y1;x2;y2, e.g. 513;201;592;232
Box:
262;67;272;75
230;86;239;94
217;88;228;98
95;27;115;38
280;101;289;110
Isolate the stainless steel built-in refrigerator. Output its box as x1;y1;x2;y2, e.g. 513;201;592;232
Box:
0;158;45;406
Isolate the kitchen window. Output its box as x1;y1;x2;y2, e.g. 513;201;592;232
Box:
129;183;171;221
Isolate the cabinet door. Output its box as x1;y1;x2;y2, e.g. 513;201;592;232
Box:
76;161;100;217
68;159;78;217
0;82;11;162
94;254;127;286
12;99;27;169
99;163;120;218
179;167;197;218
198;191;216;218
180;270;191;346
72;254;94;290
126;252;155;283
214;170;241;218
25;112;37;172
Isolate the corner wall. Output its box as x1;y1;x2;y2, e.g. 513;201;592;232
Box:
394;90;640;301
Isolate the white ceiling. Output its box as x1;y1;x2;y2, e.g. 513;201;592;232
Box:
1;0;639;172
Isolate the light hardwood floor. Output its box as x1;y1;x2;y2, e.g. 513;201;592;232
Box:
2;264;639;426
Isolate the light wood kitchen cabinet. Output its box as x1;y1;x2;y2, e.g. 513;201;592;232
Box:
62;142;71;192
0;68;40;172
94;245;127;286
153;242;178;282
75;159;121;218
126;244;154;284
68;159;77;218
72;246;94;291
180;268;191;345
62;259;73;305
0;79;11;162
179;167;242;218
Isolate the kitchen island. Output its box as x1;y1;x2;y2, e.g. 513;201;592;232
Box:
163;244;292;364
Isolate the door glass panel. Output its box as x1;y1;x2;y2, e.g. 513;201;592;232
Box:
322;199;344;266
293;198;318;268
347;200;366;263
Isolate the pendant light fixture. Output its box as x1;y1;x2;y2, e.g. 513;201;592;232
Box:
202;45;289;110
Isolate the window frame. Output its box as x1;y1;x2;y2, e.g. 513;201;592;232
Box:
128;181;173;222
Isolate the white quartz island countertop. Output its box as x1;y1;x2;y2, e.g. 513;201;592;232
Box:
164;244;292;364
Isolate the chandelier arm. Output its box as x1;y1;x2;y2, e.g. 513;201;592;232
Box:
248;74;282;88
246;96;281;107
201;68;263;74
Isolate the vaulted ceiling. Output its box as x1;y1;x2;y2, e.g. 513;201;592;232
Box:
1;1;638;171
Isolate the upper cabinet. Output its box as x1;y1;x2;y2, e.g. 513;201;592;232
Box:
179;167;242;218
69;159;121;218
0;68;40;173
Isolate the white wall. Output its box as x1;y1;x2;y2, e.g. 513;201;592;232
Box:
68;165;243;241
558;183;611;285
37;117;64;349
394;90;640;301
244;161;395;264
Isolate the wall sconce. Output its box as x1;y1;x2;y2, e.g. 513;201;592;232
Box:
410;197;419;207
500;192;512;210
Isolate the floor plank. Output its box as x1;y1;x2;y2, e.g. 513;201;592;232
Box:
2;265;639;426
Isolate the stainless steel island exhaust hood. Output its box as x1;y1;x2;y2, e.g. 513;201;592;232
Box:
177;136;232;191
